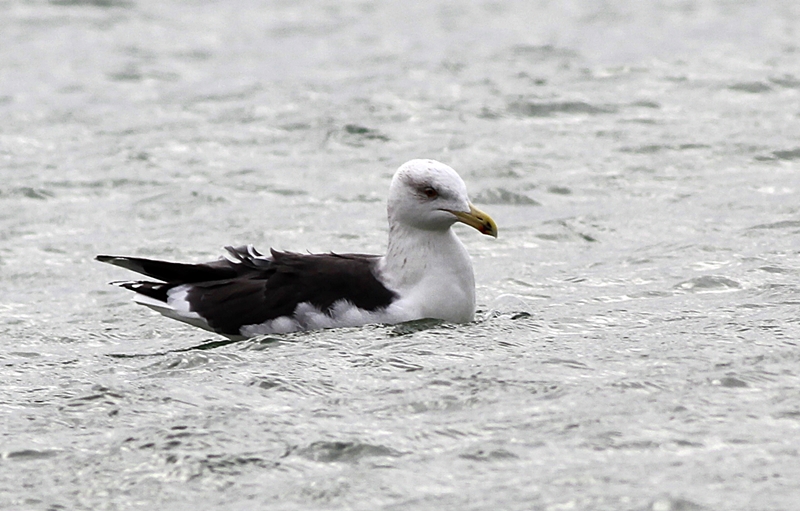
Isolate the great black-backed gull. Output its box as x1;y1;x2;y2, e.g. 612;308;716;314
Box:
97;159;498;338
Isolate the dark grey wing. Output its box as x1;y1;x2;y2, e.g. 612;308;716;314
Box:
95;254;241;282
97;246;397;336
96;246;274;334
186;250;398;334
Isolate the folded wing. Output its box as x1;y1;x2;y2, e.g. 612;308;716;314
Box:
97;246;397;337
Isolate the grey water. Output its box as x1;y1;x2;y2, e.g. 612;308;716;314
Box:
2;1;800;509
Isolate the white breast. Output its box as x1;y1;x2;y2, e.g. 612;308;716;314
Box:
379;227;476;323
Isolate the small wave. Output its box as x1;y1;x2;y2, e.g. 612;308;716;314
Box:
509;44;578;61
674;275;741;293
755;148;800;161
748;219;800;230
619;143;710;154
472;188;539;206
542;358;592;370
390;318;446;337
342;124;389;141
2;449;61;461
0;187;54;200
728;82;772;93
459;447;518;461
710;376;748;388
142;352;243;375
291;441;401;463
200;453;273;474
773;148;800;161
50;0;132;7
547;186;571;195
770;75;800;89
507;100;617;117
648;496;707;511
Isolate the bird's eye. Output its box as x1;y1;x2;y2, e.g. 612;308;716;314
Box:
423;187;438;199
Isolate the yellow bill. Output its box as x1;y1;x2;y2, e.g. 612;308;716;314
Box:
447;203;498;238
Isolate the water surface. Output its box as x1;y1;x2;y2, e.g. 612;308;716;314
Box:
1;1;799;510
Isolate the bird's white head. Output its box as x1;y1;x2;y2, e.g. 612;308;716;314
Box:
387;159;498;237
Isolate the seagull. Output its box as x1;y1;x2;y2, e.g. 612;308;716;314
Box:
96;159;498;338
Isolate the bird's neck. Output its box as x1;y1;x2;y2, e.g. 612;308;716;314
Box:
382;224;473;290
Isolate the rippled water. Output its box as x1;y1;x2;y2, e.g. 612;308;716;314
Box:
2;1;800;510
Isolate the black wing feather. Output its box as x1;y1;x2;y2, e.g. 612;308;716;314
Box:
95;254;239;283
97;247;397;336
